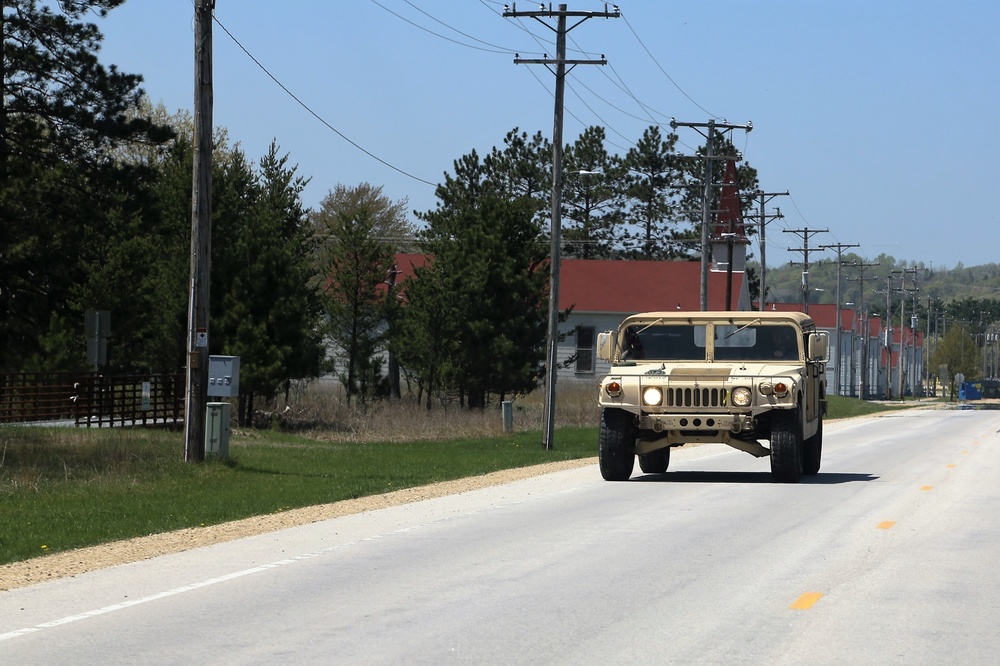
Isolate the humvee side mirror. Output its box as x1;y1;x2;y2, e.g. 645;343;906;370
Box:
808;332;829;362
597;331;616;362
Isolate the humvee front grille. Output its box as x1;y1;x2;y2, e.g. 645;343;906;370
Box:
667;387;727;408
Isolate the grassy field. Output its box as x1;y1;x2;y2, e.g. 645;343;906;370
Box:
0;384;929;566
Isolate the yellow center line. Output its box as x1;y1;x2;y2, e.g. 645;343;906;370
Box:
790;592;823;610
876;521;895;529
947;464;956;468
920;485;933;491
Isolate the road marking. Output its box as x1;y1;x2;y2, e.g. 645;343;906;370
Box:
920;485;933;491
876;521;895;530
947;464;956;468
790;592;823;610
961;450;970;455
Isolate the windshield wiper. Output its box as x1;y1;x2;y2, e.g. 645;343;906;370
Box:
633;317;665;335
723;318;761;339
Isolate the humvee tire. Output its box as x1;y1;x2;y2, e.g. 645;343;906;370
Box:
599;408;636;481
638;448;670;474
803;418;823;476
770;407;803;483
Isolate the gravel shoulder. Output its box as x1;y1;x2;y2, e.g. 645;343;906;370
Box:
0;458;597;591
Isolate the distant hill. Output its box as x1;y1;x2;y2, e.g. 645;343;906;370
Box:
753;255;1000;311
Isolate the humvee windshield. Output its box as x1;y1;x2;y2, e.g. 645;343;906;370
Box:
621;324;799;362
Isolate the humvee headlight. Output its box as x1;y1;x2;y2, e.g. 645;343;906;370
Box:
642;386;663;406
731;387;752;407
605;380;622;397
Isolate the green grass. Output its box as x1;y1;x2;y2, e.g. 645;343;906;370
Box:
0;426;597;565
0;395;925;566
825;395;924;419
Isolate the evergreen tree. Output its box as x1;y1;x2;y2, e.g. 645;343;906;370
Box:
400;148;549;409
484;128;551;216
621;125;685;260
212;141;322;424
561;125;623;260
392;254;458;409
0;0;163;173
1;0;169;370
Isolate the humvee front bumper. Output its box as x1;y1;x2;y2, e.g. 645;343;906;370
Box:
638;411;754;433
633;410;772;458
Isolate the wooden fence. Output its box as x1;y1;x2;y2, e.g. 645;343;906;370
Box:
0;372;185;427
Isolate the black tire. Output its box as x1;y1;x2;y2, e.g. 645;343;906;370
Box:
770;406;803;483
599;408;636;481
802;417;823;476
638;447;670;474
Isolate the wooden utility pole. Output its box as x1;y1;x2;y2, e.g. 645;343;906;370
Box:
752;189;787;310
184;0;215;462
783;226;829;314
820;241;860;395
845;260;880;398
669;119;752;310
504;3;618;450
386;264;402;400
893;268;919;399
878;274;899;400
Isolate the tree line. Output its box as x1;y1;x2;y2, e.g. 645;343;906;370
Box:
764;255;1000;381
3;0;771;418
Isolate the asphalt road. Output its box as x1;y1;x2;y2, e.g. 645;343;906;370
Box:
2;407;999;665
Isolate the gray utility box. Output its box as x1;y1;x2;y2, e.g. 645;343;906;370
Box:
205;402;232;458
208;355;240;397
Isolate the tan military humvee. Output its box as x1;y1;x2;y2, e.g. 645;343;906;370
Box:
596;311;828;483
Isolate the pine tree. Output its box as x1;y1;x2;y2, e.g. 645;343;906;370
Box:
400;148;548;409
561;125;624;260
212;141;323;424
621;125;684;260
1;0;169;370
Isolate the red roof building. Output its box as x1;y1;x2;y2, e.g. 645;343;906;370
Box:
559;258;747;313
389;253;924;397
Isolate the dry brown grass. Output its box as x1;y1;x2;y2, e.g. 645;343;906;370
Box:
258;379;602;443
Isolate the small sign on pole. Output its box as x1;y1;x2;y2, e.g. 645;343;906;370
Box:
84;309;110;369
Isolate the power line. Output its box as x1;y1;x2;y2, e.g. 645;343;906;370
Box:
410;2;704;155
371;0;535;55
212;14;437;187
618;9;716;118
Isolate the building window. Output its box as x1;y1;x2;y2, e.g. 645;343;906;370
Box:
576;326;595;373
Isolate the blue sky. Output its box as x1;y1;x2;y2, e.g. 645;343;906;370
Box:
96;1;999;270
